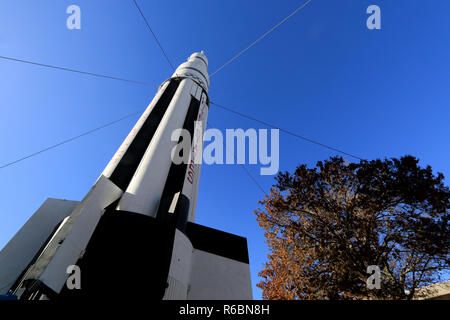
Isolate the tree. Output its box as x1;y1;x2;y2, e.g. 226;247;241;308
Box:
255;156;449;300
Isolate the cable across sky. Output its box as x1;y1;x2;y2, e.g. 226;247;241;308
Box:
0;55;155;86
209;0;313;77
207;121;268;195
211;101;364;161
132;0;176;72
0;109;143;169
0;0;364;178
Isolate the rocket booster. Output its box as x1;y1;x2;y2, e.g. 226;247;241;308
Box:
0;52;252;300
105;51;209;219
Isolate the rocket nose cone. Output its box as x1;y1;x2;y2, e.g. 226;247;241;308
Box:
189;51;208;67
173;51;210;90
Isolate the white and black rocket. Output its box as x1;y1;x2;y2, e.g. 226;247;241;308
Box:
0;52;253;300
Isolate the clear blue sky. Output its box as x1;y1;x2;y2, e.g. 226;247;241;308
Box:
1;1;449;299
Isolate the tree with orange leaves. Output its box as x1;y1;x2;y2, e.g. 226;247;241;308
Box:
255;156;449;299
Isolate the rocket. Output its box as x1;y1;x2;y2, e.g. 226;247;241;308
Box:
0;52;252;300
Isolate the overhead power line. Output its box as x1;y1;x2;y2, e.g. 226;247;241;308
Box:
207;121;267;195
132;0;176;72
209;0;313;77
240;164;268;195
211;101;364;161
0;55;155;86
0;110;143;170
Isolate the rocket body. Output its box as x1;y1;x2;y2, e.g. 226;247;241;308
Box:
0;52;252;300
117;79;197;216
104;51;210;219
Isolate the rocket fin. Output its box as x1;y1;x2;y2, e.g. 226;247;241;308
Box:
0;199;79;294
13;175;123;297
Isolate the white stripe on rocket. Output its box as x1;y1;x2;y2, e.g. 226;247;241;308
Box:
116;79;194;216
100;81;171;180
